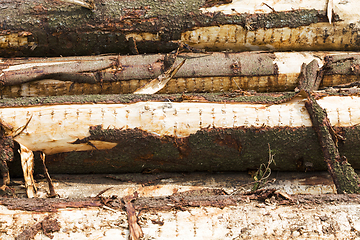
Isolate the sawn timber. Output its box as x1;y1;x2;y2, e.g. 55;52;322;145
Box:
1;52;360;97
3;92;360;175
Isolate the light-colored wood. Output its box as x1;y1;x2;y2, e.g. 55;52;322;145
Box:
0;95;358;155
0;52;359;97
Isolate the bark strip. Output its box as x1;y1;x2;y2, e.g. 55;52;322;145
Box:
305;93;360;193
123;194;144;240
296;60;360;193
20;124;360;174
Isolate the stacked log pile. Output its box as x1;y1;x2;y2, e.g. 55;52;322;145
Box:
1;0;360;238
0;0;360;189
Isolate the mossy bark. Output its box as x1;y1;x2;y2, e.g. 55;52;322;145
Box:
305;93;360;193
0;0;338;57
0;133;14;186
0;92;300;107
5;124;360;176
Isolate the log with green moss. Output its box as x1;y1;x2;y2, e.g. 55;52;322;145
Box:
0;92;356;176
1;0;360;57
1;52;360;97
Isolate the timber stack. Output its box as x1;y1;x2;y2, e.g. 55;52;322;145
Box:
1;0;360;238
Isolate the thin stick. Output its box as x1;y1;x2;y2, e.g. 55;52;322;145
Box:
40;153;57;197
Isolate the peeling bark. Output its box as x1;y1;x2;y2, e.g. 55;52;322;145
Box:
4;193;360;239
123;194;144;240
0;135;13;186
305;93;360;193
0;123;15;187
15;216;60;240
0;92;357;174
0;52;360;97
296;59;324;92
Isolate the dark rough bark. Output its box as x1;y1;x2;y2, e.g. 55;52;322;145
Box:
6;124;358;175
0;0;340;57
0;132;14;186
0;92;300;107
305;93;360;193
15;216;60;240
0;92;358;175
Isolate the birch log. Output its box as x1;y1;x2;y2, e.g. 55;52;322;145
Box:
0;92;359;175
4;194;360;239
1;52;360;97
1;0;360;57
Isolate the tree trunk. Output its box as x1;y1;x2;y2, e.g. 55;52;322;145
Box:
1;173;360;239
1;0;359;57
1;52;360;97
0;92;357;175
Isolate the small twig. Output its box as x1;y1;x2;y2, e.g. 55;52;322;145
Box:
128;37;139;55
40;153;57;197
232;78;242;91
12;115;32;138
251;143;276;191
332;81;360;89
102;205;118;212
262;2;276;12
95;187;114;198
230;178;276;195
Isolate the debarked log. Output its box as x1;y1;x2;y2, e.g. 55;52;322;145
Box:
1;0;360;57
1;52;360;97
1;92;360;175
